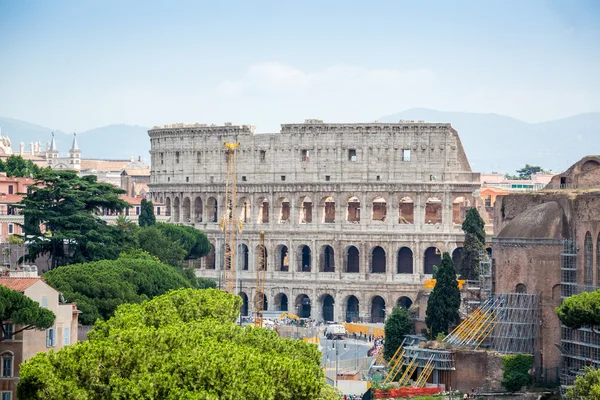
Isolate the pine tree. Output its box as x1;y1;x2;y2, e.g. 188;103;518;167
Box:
425;252;461;338
383;306;413;360
459;208;486;280
139;198;156;227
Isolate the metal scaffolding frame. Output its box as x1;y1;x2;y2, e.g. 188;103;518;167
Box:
403;346;455;371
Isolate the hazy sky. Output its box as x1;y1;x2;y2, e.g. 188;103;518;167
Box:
0;0;598;132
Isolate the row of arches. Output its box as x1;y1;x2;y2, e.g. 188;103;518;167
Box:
583;231;600;285
238;292;414;323
163;195;473;225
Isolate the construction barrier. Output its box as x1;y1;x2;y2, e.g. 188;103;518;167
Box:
344;323;385;338
373;386;442;398
303;335;320;344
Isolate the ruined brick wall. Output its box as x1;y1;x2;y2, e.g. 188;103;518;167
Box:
453;350;503;392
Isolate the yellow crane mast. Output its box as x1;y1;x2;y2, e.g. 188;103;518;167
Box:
254;231;266;327
221;142;240;294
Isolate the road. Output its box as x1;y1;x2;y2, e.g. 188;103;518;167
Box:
320;336;373;364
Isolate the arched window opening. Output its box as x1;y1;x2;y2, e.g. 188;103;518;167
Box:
452;196;471;224
424;247;441;275
182;197;191;223
399;197;414;224
207;197;218;222
239;244;249;270
397;247;413;274
323;197;335;223
194;197;203;222
346;246;360;273
256;245;267;271
296;294;311;318
321;294;335;322
300;196;313;223
371;246;386;273
452;247;463;269
165;197;172;217
371;296;386;323
346;296;360;323
279;198;290;223
298;245;311;272
347;196;361;222
257;199;269;224
239;292;249;317
515;284;527;293
397;296;413;309
425;197;442;225
585;232;593;284
205;244;216;270
372;197;387;221
275;245;289;272
274;293;288;312
238;198;250;223
320;245;335;272
254;292;268;313
173;197;181;222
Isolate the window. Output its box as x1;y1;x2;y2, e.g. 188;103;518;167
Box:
125;207;130;216
135;206;140;216
1;391;11;400
41;296;47;308
301;149;310;161
46;328;55;347
376;175;381;181
402;149;411;161
7;224;13;234
156;207;161;216
1;355;12;377
160;153;164;164
348;149;357;161
2;324;13;341
197;151;201;163
8;185;13;195
260;150;266;162
325;175;330;181
186;177;189;182
281;175;286;181
242;176;247;182
167;177;170;182
175;151;180;164
209;176;214;183
64;327;70;345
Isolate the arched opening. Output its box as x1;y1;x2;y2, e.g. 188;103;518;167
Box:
239;244;249;270
256;245;267;271
581;159;600;172
424;247;441;275
346;295;360;323
452;196;471;224
295;294;311;318
371;296;386;323
320;245;335;272
274;293;289;312
239;292;249;317
257;198;269;224
207;197;218;222
165;197;171;217
238;197;250;223
275;244;289;272
347;196;360;222
399;197;414;224
298;245;312;272
194;197;203;222
173;197;180;222
397;296;413;309
322;196;336;223
515;284;527;293
254;292;268;313
371;246;386;273
486;247;492;258
346;246;360;273
585;232;593;284
397;247;413;274
425;197;442;225
278;197;291;223
452;247;463;268
299;196;313;223
372;197;387;221
182;197;191;223
321;294;335;322
205;244;216;269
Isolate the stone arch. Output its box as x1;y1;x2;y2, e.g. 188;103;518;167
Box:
238;197;250;223
397;296;413;309
347;196;361;222
194;196;203;222
277;197;291;223
173;197;181;222
256;244;268;271
452;247;463;268
165;197;171;217
371;246;386;273
254;292;268;312
275;244;289;272
425;196;442;225
452;196;471;224
299;195;313;223
206;197;218;222
424;247;441;275
398;196;414;224
182;197;191;223
372;196;387;221
320;294;335;322
295;294;311;318
320;245;335;272
256;197;269;224
274;293;289;312
205;243;216;270
297;245;312;272
239;292;249;317
397;247;413;274
581;159;600;172
346;245;360;273
321;196;336;223
346;295;360;323
585;231;593;284
371;296;386;323
515;283;527;293
239;243;249;270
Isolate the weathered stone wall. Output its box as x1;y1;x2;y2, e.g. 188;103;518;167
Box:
453;349;504;393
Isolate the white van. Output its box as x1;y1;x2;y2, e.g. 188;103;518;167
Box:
325;324;346;340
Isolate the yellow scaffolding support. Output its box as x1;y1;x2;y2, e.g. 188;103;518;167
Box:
221;142;240;294
413;355;435;388
444;296;499;348
254;231;266;327
397;357;418;386
384;347;405;384
374;346;385;366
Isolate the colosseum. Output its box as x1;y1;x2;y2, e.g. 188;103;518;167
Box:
148;119;481;323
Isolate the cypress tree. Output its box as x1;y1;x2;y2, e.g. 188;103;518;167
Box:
458;207;486;280
425;252;461;338
139;199;156;227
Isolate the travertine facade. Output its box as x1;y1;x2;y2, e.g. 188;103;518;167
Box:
148;120;480;323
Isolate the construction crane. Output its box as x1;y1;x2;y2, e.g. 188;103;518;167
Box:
221;142;240;294
254;230;266;327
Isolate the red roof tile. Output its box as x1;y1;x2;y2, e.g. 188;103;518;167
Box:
0;277;44;292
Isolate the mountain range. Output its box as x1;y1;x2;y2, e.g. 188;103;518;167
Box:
1;110;599;173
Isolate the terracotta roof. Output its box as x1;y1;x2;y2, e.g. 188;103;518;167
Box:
0;277;44;292
122;169;150;176
80;159;131;172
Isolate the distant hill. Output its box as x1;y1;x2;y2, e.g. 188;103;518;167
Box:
379;108;600;174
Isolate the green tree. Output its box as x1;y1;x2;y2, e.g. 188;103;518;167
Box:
0;286;55;342
505;164;548;180
566;366;600;399
43;252;214;325
138;198;156;226
19;170;131;268
18;289;339;400
501;354;532;393
556;290;600;330
383;306;413;361
156;222;211;260
135;225;187;267
0;155;41;177
458;208;486;280
425;252;461;337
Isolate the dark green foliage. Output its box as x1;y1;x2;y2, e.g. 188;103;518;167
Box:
0;286;55;342
556;290;600;330
425;252;461;337
459;208;486;280
566;366;600;399
134;225;187;267
501;354;532;392
42;252;213;325
0;155;42;177
383;306;413;360
505;164;548;180
138;198;156;227
19;169;130;268
156;222;211;260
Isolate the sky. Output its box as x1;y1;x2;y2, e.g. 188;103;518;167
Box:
0;0;599;133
